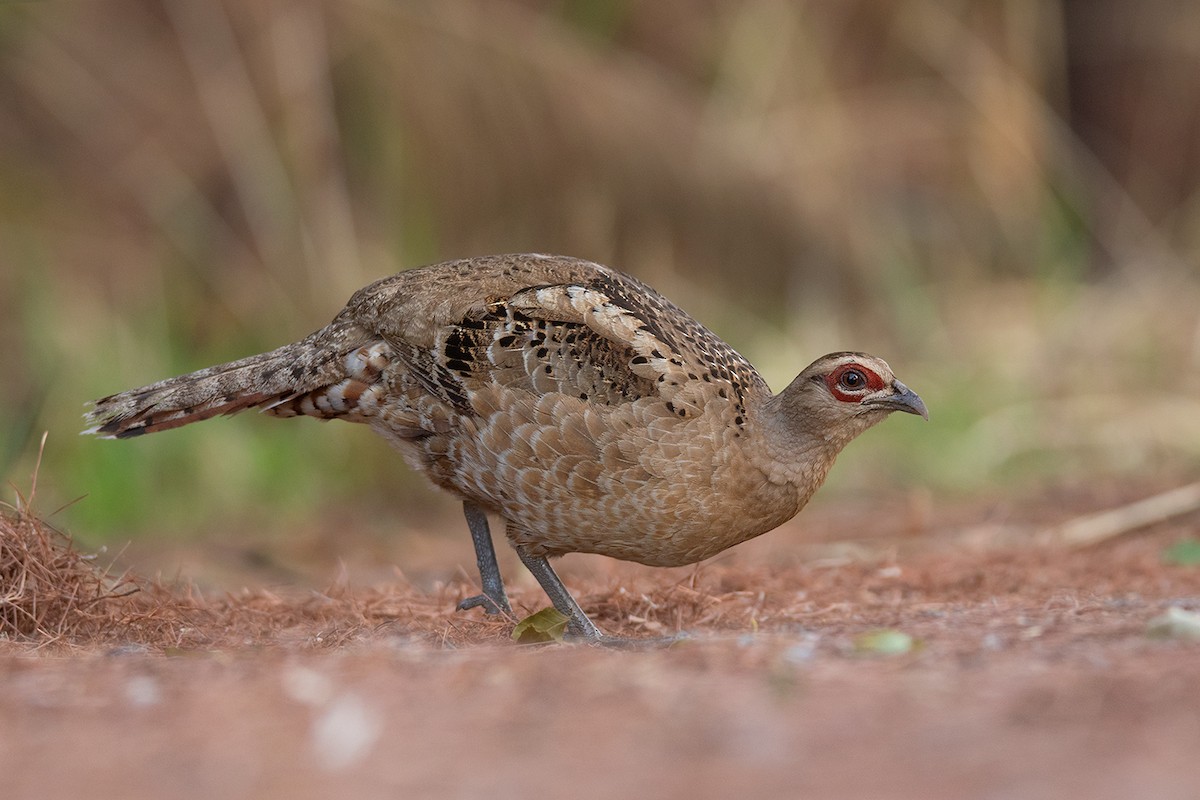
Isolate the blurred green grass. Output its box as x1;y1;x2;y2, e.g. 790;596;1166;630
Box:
1;1;1198;544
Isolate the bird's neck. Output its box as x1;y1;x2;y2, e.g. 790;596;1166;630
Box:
750;382;881;499
749;397;843;493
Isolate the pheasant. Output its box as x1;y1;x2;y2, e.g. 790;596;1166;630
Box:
85;254;927;640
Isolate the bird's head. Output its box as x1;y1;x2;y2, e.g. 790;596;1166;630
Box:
768;352;927;450
806;352;927;420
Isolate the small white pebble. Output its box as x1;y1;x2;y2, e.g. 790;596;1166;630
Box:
281;665;333;707
312;692;383;771
1147;607;1200;640
124;675;162;708
782;634;820;664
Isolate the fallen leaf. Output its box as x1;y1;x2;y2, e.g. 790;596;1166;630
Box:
854;629;915;655
511;607;570;643
1162;538;1200;567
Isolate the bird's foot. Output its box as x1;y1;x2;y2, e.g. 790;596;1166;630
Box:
457;591;513;617
564;615;604;642
592;633;689;650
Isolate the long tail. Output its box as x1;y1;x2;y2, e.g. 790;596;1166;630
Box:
84;327;363;440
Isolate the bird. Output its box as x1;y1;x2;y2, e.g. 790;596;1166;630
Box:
85;254;927;640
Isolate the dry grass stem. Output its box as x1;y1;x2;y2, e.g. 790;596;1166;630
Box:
1049;483;1200;548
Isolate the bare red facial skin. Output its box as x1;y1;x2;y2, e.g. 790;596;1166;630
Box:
824;363;885;403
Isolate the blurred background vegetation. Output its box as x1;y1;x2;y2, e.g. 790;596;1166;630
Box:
1;1;1198;552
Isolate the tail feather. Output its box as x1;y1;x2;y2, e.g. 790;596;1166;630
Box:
84;335;352;439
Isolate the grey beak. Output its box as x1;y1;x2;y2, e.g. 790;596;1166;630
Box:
862;380;928;420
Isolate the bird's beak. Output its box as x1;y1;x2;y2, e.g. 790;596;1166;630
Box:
861;380;928;420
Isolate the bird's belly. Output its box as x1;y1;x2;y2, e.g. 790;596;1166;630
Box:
381;394;804;567
509;460;801;566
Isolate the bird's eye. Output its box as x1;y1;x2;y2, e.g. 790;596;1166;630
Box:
838;368;866;390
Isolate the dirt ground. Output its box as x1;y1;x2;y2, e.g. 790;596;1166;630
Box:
3;482;1200;800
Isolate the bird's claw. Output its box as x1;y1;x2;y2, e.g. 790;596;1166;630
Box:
457;592;512;617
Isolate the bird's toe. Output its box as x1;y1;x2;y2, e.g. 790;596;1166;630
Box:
457;592;513;617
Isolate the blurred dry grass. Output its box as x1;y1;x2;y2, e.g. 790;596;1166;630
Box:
0;0;1197;545
0;462;140;643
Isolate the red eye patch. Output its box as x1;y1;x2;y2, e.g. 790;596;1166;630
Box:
824;364;885;402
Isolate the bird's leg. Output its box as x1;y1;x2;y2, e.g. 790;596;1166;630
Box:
456;501;513;617
515;545;603;641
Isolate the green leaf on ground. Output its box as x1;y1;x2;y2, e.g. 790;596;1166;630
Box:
1162;538;1200;566
511;607;570;643
854;629;915;655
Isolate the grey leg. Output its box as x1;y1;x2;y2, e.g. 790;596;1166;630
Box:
456;501;513;617
515;545;603;641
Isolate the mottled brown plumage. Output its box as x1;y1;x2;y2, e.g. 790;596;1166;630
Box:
86;254;927;639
